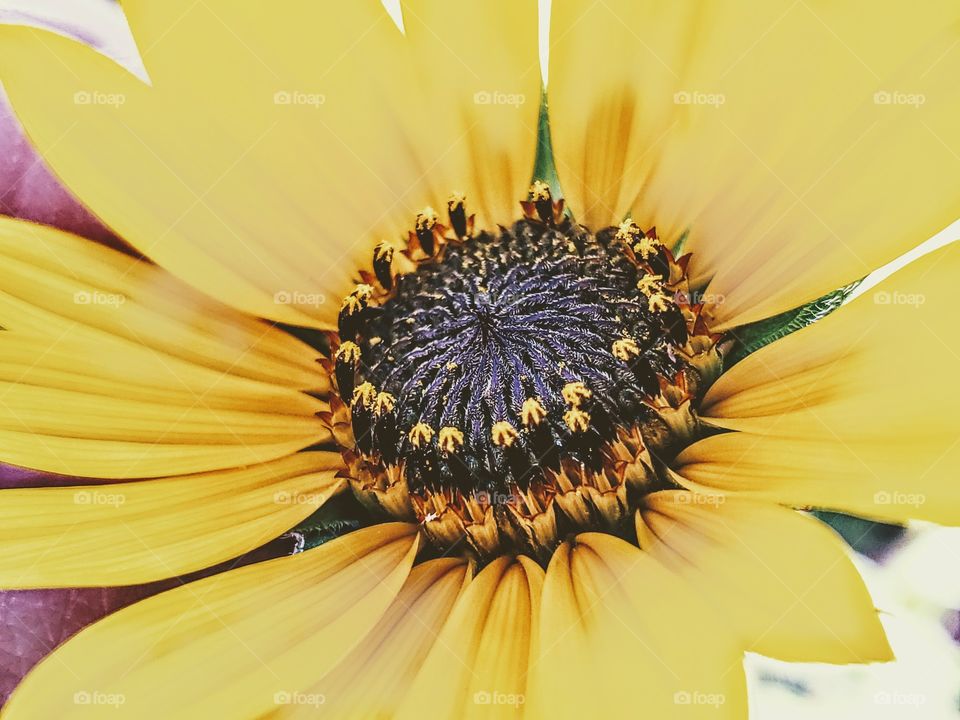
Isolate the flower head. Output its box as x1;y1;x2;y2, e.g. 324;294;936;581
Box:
0;1;959;718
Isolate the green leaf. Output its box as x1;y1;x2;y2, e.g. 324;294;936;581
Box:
283;490;370;553
531;87;562;198
672;228;691;256
721;281;908;558
812;511;906;561
724;279;862;366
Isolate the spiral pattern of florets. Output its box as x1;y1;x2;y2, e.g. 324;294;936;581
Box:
350;218;688;495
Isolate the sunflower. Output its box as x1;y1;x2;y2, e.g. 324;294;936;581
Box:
1;0;959;717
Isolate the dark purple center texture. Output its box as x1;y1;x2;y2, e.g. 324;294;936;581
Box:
356;220;687;494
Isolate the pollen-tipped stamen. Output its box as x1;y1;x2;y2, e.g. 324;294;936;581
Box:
324;191;722;561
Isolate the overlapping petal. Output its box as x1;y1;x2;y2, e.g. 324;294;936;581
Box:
0;217;325;389
530;533;748;718
0;452;344;588
676;242;960;524
549;0;960;327
401;0;541;227
3;523;418;719
396;555;543;719
0;0;139;242
0;0;539;328
0;218;330;478
636;492;891;663
297;557;471;719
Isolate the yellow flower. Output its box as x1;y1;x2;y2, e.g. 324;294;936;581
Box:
0;1;959;718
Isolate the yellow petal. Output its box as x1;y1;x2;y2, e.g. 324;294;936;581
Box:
401;0;540;227
0;217;326;391
530;533;747;719
297;557;471;719
549;0;960;327
396;555;543;720
0;1;538;328
679;242;960;524
0;219;332;478
637;492;892;663
3;523;418;720
547;1;695;230
0;330;329;478
0;452;344;588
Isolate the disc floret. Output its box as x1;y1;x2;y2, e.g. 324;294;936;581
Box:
325;192;720;561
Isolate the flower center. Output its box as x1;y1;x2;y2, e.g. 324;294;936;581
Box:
325;187;721;562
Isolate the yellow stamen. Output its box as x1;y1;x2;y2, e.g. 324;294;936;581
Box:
491;421;519;447
521;397;547;428
351;381;377;409
416;207;438;230
635;274;663;297
564;408;591;433
438;426;464;454
340;283;374;313
615;218;642;242
408;423;435;448
529;180;551;201
633;236;662;260
648;292;672;313
612;338;641;361
335;341;361;364
447;191;465;209
373;392;395;416
373;242;394;262
562;381;592;407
